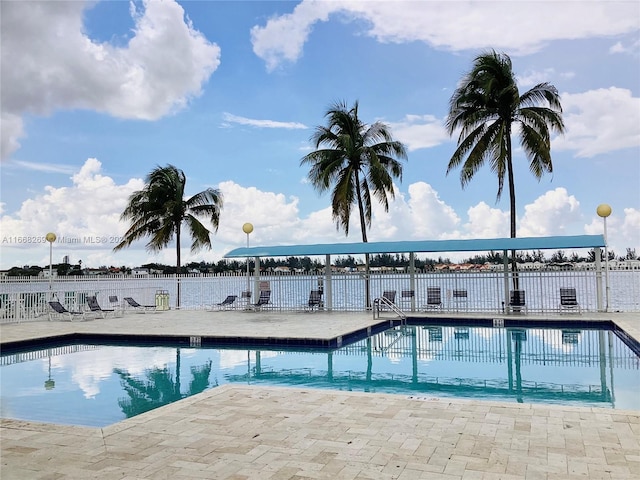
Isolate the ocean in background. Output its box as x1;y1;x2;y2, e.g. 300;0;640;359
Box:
2;270;639;314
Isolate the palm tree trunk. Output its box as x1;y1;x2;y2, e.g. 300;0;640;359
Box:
354;173;371;308
506;136;519;291
176;226;181;308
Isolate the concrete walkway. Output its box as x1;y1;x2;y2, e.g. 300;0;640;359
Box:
1;311;639;479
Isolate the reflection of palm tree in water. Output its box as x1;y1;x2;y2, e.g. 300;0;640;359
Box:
115;349;214;418
514;337;523;403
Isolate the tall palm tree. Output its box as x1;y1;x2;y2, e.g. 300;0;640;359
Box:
114;165;223;305
301;100;407;306
445;50;565;283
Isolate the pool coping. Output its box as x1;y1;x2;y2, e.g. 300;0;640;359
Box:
1;311;638;355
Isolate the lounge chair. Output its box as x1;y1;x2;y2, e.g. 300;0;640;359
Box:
378;290;396;310
109;295;125;317
239;290;252;309
452;289;468;312
304;290;323;311
251;290;271;310
86;296;115;318
559;287;581;313
423;287;443;310
48;301;86;321
124;297;157;313
508;290;527;314
398;289;415;312
212;295;237;311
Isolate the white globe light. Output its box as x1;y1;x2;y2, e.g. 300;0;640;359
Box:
596;204;612;218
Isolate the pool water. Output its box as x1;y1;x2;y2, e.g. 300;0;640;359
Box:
1;325;638;427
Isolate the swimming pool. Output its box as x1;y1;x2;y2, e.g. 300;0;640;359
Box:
1;325;638;427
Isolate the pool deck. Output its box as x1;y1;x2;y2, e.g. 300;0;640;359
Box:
1;310;639;479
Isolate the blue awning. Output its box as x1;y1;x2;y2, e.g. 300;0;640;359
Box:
223;235;605;258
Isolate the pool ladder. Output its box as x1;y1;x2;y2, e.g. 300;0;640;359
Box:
373;296;407;324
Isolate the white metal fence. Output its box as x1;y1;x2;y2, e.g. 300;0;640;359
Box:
1;268;639;323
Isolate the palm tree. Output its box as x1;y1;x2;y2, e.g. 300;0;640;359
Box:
301;100;407;306
445;50;565;284
114;165;223;306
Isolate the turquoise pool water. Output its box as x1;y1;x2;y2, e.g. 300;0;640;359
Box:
1;325;638;427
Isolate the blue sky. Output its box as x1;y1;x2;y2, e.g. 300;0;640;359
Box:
1;0;639;269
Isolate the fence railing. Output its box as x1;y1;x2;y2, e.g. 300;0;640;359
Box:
1;268;639;323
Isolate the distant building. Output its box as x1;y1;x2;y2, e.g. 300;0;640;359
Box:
85;268;108;275
272;266;291;273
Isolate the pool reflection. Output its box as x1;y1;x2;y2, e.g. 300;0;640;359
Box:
1;325;638;427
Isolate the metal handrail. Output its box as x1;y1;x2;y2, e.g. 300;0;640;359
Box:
373;296;406;323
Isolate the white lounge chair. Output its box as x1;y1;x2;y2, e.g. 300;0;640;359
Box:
251;290;272;310
304;290;323;312
508;290;527;314
124;297;157;313
211;295;238;311
423;287;443;310
86;296;115;318
48;301;87;321
559;287;581;314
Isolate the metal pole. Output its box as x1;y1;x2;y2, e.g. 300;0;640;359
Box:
246;233;250;294
604;216;610;312
242;223;253;299
49;241;53;293
596;204;612;312
46;232;56;300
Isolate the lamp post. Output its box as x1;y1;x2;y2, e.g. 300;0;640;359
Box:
597;204;612;312
45;232;56;299
242;223;253;295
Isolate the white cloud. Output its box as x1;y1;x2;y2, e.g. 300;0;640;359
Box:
222;113;307;129
609;38;640;55
1;0;221;160
464;202;510;239
387;115;449;151
516;68;557;88
0;158;143;266
620;208;640;252
554;88;640;157
0;113;24;160
1;160;638;268
405;182;460;239
250;0;336;72
251;1;639;70
9;161;77;175
518;188;581;237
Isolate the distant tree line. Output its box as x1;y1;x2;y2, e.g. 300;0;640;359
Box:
5;248;636;276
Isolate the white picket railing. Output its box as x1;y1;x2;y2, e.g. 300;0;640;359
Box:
1;268;639;323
